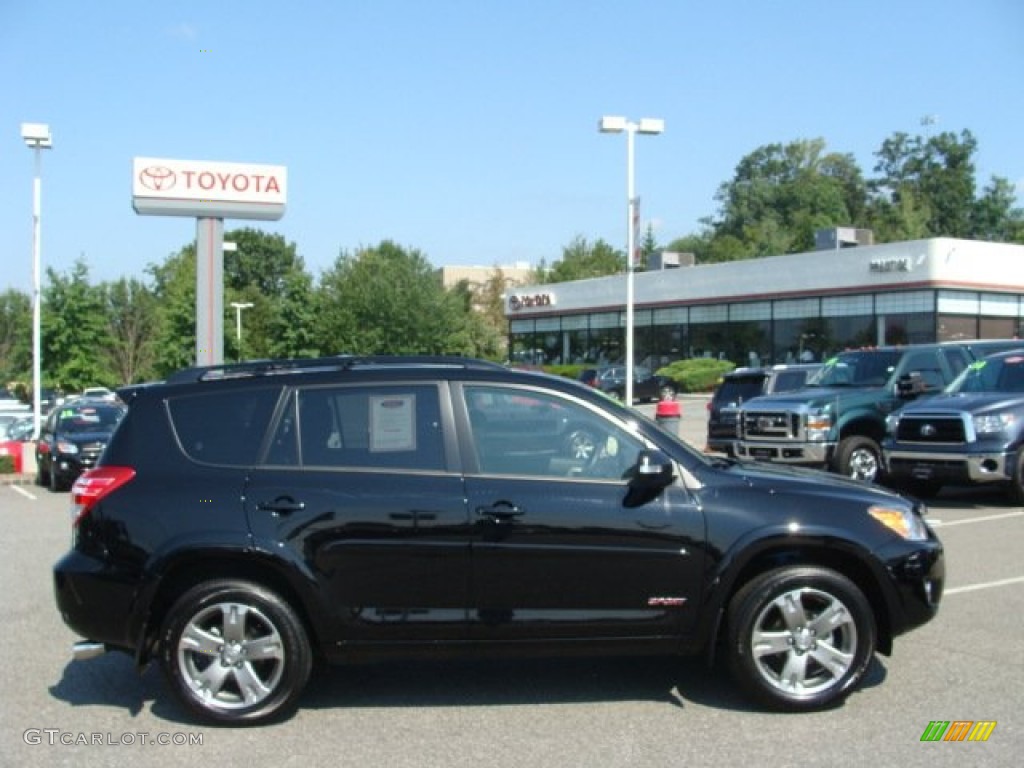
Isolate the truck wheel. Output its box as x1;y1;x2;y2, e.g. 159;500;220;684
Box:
160;580;312;725
726;566;876;711
834;436;883;483
1007;449;1024;506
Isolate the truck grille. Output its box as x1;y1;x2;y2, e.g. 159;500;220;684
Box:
740;411;800;441
894;415;966;444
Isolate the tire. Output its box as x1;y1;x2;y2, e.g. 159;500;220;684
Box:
36;459;47;487
834;436;883;483
726;566;876;711
160;580;312;725
48;466;62;493
1007;448;1024;506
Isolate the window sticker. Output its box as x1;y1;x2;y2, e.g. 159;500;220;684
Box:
369;394;416;452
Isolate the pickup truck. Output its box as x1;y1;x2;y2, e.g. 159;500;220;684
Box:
883;349;1024;501
733;342;1017;483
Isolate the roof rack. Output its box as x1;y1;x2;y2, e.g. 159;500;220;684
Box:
164;355;508;384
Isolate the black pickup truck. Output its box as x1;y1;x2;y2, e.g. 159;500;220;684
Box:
883;348;1024;501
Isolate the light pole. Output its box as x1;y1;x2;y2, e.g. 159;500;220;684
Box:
598;116;663;405
230;301;253;360
21;122;52;437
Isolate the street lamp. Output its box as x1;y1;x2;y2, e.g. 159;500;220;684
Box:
598;115;664;405
230;301;254;360
21;122;52;437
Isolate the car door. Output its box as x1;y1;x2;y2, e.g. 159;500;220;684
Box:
457;382;705;642
244;381;472;645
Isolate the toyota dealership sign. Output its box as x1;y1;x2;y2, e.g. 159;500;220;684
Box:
132;157;287;220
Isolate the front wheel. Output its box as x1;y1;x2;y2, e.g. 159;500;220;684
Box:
160;580;312;725
726;566;877;711
834;436;883;483
1007;448;1024;506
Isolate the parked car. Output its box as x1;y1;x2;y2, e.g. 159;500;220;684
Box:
883;348;1024;501
55;355;943;725
35;398;126;491
578;364;676;403
734;341;1016;483
707;363;822;455
0;414;34;442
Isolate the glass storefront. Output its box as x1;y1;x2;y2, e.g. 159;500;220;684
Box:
508;289;1024;367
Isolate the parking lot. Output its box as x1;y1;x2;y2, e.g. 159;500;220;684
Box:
1;398;1020;767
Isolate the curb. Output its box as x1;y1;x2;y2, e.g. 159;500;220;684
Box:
0;473;36;486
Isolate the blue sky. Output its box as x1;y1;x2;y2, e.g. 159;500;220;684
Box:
2;0;1022;293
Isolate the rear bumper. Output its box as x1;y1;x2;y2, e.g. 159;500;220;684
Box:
53;549;139;653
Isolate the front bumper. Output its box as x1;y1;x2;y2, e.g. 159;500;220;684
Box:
875;536;945;637
734;440;834;466
884;447;1014;485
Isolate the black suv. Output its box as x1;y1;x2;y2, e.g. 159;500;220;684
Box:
883;348;1024;501
54;356;943;724
707;364;821;455
35;397;126;492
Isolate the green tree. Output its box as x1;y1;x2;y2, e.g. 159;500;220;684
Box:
971;177;1024;242
709;138;868;258
532;236;625;283
102;277;159;383
42;259;112;390
870;129;977;237
0;289;31;387
147;247;197;376
315;241;488;356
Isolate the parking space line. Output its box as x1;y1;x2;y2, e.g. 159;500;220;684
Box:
10;485;36;501
945;576;1024;596
929;510;1023;527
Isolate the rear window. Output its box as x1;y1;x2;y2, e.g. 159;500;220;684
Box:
168;387;281;466
771;370;812;393
714;376;766;406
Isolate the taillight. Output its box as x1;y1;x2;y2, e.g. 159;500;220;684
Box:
70;466;136;528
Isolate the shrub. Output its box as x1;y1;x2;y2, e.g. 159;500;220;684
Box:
542;364;587;380
0;455;14;475
657;358;736;393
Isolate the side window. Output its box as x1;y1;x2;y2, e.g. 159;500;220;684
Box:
285;385;444;471
464;385;644;480
941;347;971;379
168;387;280;466
900;350;944;389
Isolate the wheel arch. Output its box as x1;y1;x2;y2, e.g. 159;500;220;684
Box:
135;550;327;668
704;539;895;663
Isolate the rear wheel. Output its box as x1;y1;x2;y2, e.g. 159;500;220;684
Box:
160;580;312;725
727;567;876;711
834;436;883;483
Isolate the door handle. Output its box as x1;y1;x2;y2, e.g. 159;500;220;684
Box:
257;496;306;515
476;501;525;521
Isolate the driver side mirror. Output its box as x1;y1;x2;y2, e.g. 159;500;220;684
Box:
630;449;674;489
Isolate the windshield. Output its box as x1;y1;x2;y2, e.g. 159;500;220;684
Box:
57;406;125;434
947;354;1024;393
812;350;903;388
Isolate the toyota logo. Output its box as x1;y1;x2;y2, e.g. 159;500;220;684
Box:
138;166;176;191
920;424;937;437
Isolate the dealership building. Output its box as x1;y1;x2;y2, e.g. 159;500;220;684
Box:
504;236;1024;368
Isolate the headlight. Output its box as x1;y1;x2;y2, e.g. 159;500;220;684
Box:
56;440;79;455
885;412;900;436
805;409;832;441
973;412;1015;435
869;504;929;541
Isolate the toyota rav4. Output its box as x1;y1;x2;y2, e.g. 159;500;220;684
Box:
54;355;944;725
